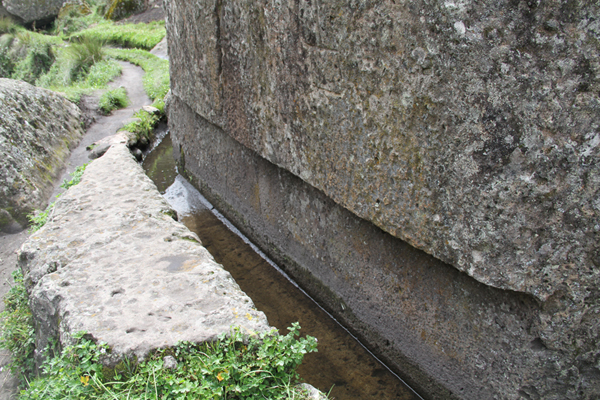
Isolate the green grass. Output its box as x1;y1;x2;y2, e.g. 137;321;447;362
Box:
0;16;20;35
71;20;166;50
99;86;129;114
66;36;105;81
0;270;35;386
20;324;319;400
106;47;169;102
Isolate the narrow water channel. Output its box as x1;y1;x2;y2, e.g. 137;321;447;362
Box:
143;134;422;400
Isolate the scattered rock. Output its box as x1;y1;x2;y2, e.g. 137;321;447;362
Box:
87;132;128;159
162;355;177;370
0;78;84;232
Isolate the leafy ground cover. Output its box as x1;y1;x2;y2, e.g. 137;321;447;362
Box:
21;325;318;400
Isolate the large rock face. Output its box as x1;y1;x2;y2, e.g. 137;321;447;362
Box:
2;0;65;25
165;0;600;398
19;141;270;365
0;79;84;232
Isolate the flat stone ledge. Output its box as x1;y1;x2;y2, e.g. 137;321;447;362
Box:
18;143;270;365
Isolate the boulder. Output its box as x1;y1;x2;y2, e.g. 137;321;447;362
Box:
0;78;84;232
19;142;270;366
2;0;65;25
104;0;147;21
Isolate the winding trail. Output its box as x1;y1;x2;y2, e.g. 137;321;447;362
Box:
0;62;151;400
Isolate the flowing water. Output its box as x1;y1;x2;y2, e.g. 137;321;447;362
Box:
143;134;423;400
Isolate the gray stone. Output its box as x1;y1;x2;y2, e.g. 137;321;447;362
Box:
0;78;84;231
165;0;600;398
19;143;270;366
142;105;160;114
87;132;128;159
162;355;177;370
2;0;65;25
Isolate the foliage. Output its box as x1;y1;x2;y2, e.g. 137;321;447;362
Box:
66;36;104;81
20;324;318;400
61;162;89;189
106;47;169;101
27;201;55;233
73;21;165;50
8;32;61;84
0;16;20;35
36;55;122;103
99;86;129;114
120;108;159;141
0;270;35;386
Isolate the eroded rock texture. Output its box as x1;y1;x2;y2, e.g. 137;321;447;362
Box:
2;0;65;25
165;0;600;398
0;78;83;232
19;142;270;366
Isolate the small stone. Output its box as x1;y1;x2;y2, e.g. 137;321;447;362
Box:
163;356;178;370
142;106;160;114
131;148;143;161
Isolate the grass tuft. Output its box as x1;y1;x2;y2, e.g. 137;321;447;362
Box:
99;86;129;114
66;36;104;81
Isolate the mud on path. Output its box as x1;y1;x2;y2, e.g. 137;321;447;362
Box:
0;62;152;400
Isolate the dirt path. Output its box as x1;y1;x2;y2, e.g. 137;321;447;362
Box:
0;62;151;400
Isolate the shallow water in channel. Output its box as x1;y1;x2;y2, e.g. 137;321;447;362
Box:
143;134;422;400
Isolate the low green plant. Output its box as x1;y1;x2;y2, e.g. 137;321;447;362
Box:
120;108;160;141
66;36;104;81
72;20;165;50
61;162;89;190
0;16;20;35
0;270;35;386
27;201;55;233
20;324;318;399
99;86;129;114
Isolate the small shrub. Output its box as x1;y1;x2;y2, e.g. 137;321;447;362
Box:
67;36;104;81
99;86;129;114
0;16;19;35
0;270;35;386
27;201;55;233
12;41;55;84
120;108;159;141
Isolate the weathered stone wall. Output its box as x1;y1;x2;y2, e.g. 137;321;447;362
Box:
0;78;84;232
165;0;600;398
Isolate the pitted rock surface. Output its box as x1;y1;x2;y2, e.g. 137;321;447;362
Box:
0;78;84;232
19;143;269;364
165;1;600;398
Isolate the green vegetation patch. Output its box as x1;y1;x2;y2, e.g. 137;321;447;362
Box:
72;21;165;50
20;324;318;399
98;86;129;114
106;47;169;102
0;270;35;386
121;108;159;141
